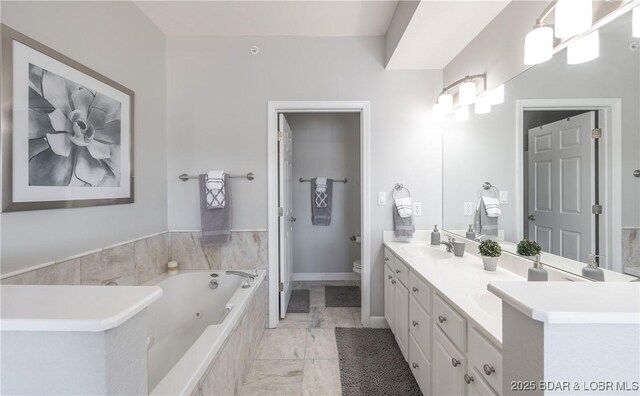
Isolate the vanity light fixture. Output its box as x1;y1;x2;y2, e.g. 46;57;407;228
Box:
555;0;592;39
633;6;640;38
458;79;477;106
524;21;554;65
437;92;454;114
567;29;600;64
454;105;470;121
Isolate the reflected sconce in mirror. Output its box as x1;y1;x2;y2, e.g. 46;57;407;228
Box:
434;74;491;121
555;0;592;39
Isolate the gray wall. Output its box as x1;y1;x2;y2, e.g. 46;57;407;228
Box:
0;1;168;274
442;30;640;241
166;36;443;316
286;112;361;275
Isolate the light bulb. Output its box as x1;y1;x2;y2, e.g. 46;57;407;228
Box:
633;6;640;38
488;85;504;105
458;81;477;106
454;105;469;121
475;94;492;114
555;0;592;39
567;30;599;64
524;24;554;65
437;92;454;114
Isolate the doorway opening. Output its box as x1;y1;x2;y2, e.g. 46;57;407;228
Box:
516;99;622;271
267;101;371;329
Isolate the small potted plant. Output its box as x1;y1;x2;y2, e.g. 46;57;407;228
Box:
478;240;501;271
516;239;542;260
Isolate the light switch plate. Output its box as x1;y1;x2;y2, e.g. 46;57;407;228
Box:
500;190;509;204
464;202;474;216
378;192;387;206
413;202;422;216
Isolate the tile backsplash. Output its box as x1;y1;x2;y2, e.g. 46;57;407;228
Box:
1;231;267;286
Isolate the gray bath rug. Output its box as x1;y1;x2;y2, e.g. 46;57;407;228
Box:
325;286;361;308
287;289;310;313
335;328;422;396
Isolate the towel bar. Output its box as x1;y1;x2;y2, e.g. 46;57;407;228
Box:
178;173;255;182
299;178;347;183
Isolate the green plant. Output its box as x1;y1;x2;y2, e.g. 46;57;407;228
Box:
516;239;541;256
478;240;501;257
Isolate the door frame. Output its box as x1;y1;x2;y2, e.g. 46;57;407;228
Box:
515;99;622;271
267;101;371;328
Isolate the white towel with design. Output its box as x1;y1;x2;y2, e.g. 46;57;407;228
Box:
394;197;413;218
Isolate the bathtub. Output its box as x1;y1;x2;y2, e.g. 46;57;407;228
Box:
146;270;266;395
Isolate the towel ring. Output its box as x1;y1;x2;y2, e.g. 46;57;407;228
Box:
479;182;499;198
392;183;411;200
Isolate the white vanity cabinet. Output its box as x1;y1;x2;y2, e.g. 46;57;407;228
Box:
384;247;503;396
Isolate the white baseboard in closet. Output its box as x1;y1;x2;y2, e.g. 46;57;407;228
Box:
292;272;360;281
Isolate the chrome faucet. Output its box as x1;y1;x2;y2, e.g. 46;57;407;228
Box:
225;270;257;281
440;237;455;253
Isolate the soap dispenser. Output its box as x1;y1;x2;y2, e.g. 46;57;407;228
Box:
431;225;441;245
582;254;605;281
527;254;548;281
465;225;476;240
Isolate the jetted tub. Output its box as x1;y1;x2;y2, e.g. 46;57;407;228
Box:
146;270;266;395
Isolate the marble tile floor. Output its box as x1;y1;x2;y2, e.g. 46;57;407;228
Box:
239;284;361;395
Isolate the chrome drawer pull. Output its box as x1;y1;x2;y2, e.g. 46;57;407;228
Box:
438;315;447;323
464;374;474;384
388;275;393;279
391;280;396;284
412;320;419;327
412;362;419;369
451;358;460;367
396;269;401;273
412;286;419;292
483;364;495;376
385;257;390;262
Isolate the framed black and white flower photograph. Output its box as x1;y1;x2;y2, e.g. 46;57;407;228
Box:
1;24;134;212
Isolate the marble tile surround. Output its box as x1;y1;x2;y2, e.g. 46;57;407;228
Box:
622;228;640;271
1;231;268;286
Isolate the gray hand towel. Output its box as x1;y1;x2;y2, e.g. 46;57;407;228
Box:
311;178;333;226
474;198;498;237
393;202;415;238
200;174;231;246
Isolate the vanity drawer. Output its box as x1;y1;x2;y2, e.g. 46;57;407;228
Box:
468;327;502;394
409;295;432;360
394;258;409;286
384;248;394;267
433;294;466;351
467;367;498;396
409;272;432;314
409;333;432;396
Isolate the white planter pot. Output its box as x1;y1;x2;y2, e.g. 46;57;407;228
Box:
482;256;499;271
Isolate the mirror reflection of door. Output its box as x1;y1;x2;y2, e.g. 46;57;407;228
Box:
524;110;598;263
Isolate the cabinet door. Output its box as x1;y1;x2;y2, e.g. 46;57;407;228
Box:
433;327;466;396
394;281;409;361
384;264;395;333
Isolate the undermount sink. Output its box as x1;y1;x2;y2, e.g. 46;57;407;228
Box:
399;244;452;261
467;287;502;319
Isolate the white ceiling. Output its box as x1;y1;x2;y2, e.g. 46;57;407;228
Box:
134;1;400;37
386;0;511;70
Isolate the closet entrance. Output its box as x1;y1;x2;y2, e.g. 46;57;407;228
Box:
267;101;371;328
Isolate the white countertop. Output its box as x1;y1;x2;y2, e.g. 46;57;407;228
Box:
0;285;163;332
488;281;640;324
384;240;526;346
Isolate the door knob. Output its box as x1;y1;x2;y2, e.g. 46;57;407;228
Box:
290;217;296;222
528;215;536;221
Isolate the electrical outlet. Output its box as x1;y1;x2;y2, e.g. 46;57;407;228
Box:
500;190;509;204
378;192;387;206
464;202;474;216
413;202;422;216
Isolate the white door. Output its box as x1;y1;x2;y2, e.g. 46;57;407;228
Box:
278;114;294;318
528;112;595;262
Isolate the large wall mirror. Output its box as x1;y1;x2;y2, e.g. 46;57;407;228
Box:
442;10;639;281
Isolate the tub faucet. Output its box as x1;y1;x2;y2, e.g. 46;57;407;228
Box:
440;237;455;253
226;270;256;281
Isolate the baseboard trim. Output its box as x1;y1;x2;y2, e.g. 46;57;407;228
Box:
292;272;360;281
369;316;390;328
